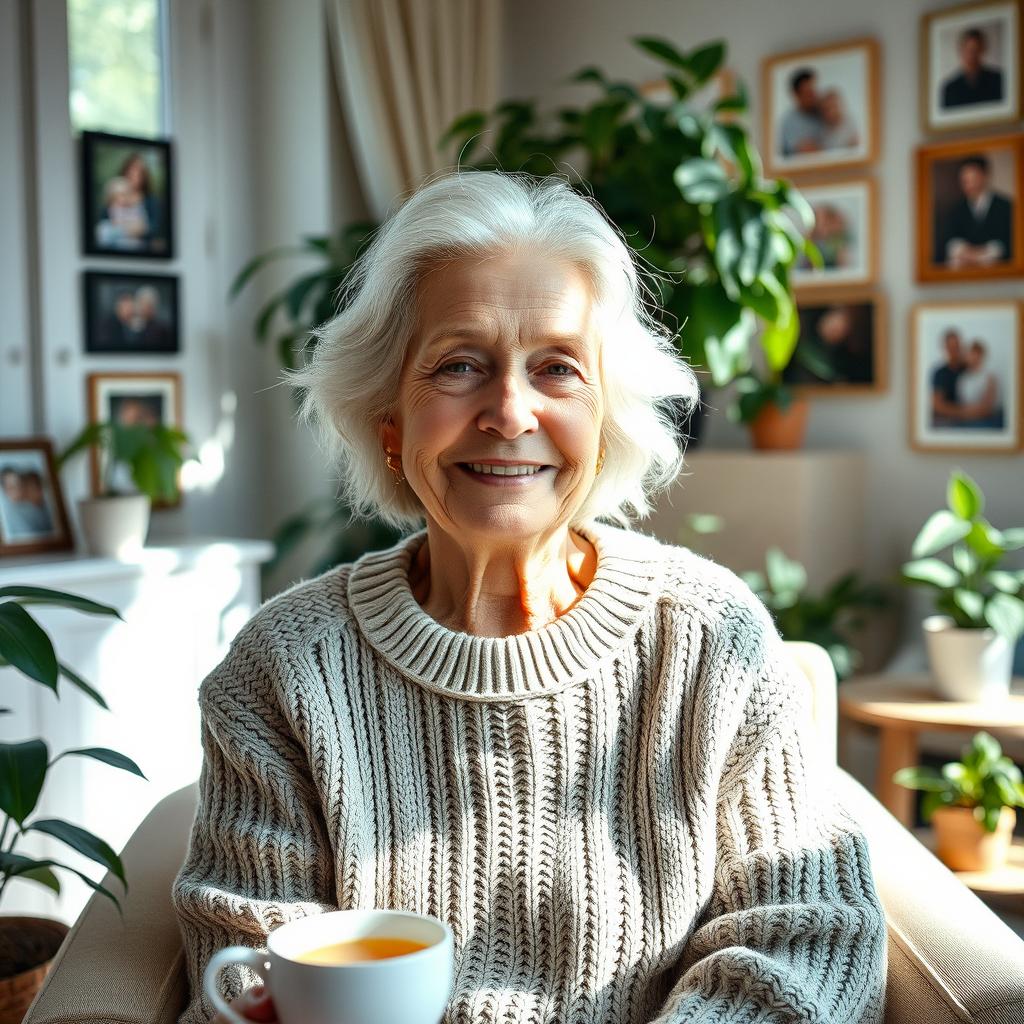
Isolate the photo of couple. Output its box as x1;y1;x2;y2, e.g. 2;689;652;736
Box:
913;301;1020;452
0;441;72;555
930;328;1005;429
85;272;178;354
778;68;859;158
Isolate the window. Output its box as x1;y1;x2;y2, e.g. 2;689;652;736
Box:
67;0;169;136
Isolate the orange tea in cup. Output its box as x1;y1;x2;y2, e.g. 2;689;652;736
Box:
293;937;429;965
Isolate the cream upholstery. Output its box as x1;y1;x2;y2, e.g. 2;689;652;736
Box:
23;641;1024;1024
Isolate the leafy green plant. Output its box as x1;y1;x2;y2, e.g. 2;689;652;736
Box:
901;469;1024;643
728;343;835;425
893;731;1024;833
0;586;145;910
56;421;191;503
743;547;889;680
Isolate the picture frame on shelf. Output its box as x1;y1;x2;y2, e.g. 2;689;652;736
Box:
910;299;1022;453
80;130;174;259
785;290;888;395
915;133;1024;282
922;0;1022;134
83;270;180;355
790;178;878;290
762;37;880;178
0;437;75;557
86;371;184;507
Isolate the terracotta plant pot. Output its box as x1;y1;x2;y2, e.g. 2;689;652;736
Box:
931;804;1016;872
0;916;70;1024
750;398;810;451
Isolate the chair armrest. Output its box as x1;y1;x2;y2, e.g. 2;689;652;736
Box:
24;782;198;1024
835;768;1024;1024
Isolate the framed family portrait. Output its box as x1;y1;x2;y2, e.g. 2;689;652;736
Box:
87;371;184;505
916;133;1024;281
922;0;1022;133
762;37;880;178
0;438;74;557
80;130;174;258
83;271;180;354
790;178;878;289
910;300;1022;452
784;291;887;395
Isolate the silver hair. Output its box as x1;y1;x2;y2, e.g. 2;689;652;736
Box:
286;168;700;530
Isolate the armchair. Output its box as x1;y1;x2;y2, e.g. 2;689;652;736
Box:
23;642;1024;1024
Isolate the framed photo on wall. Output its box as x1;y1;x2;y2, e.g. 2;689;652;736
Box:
0;438;74;557
916;133;1024;281
762;37;880;177
86;371;184;505
922;0;1022;133
83;271;180;354
790;178;878;289
784;291;887;394
80;130;174;258
910;300;1022;452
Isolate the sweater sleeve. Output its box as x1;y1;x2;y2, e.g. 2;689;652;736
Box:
652;603;888;1024
171;628;338;1024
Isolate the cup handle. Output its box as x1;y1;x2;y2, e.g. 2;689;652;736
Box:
203;946;271;1023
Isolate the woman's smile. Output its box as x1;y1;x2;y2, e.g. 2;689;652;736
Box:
454;460;557;484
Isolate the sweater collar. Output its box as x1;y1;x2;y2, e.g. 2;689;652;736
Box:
346;521;666;702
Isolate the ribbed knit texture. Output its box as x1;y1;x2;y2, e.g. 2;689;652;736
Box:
172;522;887;1024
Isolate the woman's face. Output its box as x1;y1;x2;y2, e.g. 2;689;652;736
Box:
124;156;146;190
384;250;604;542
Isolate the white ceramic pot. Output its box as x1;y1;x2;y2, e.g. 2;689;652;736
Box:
922;614;1013;703
77;494;151;558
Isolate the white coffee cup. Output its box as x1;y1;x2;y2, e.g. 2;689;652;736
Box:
203;908;455;1024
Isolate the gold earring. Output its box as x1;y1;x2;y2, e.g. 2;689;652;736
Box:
384;448;405;484
595;447;605;475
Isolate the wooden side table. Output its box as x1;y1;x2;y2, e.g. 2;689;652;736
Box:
838;674;1024;829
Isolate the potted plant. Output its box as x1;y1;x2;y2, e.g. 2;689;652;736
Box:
55;420;190;558
229;35;819;578
894;731;1024;872
901;469;1024;703
742;547;889;680
0;584;144;1021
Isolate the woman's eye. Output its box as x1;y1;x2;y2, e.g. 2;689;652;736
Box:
439;361;476;375
542;363;575;377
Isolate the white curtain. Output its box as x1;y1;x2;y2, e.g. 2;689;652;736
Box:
325;0;502;220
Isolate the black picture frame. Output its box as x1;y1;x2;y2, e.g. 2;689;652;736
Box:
83;270;180;355
80;130;175;259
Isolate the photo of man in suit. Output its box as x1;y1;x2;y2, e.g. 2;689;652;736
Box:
940;27;1005;109
936;153;1014;268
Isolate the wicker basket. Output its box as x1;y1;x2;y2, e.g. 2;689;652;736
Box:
0;917;70;1024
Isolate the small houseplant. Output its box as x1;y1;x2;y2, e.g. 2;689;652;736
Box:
0;584;144;1020
742;547;888;680
893;731;1024;872
901;469;1024;702
56;420;190;558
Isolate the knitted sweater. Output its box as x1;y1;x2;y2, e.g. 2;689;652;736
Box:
172;522;887;1024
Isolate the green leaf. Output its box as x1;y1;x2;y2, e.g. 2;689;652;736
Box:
57;661;108;710
953;589;985;622
53;747;146;780
674;158;729;204
20;863;61;895
28;819;127;890
985;594;1024;643
0;602;58;691
911;510;972;558
632;36;690;71
0;587;122;620
967;519;1005;558
687;41;726;84
948;471;983;520
1002;528;1024;551
893;766;947;791
0;740;48;826
952;546;978;578
901;558;959;589
988;570;1021;594
0;852;122;913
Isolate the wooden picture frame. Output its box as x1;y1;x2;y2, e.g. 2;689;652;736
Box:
80;130;174;259
921;0;1023;134
86;371;184;506
790;177;879;289
915;133;1024;282
762;37;881;179
909;299;1022;453
785;289;888;396
0;437;75;557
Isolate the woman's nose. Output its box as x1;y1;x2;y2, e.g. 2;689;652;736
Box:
477;373;539;438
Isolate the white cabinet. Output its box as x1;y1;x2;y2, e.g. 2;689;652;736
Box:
0;537;274;923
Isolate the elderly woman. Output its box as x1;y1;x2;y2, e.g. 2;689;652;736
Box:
172;170;887;1024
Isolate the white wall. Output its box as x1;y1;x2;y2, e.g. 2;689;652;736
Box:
502;0;1024;644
